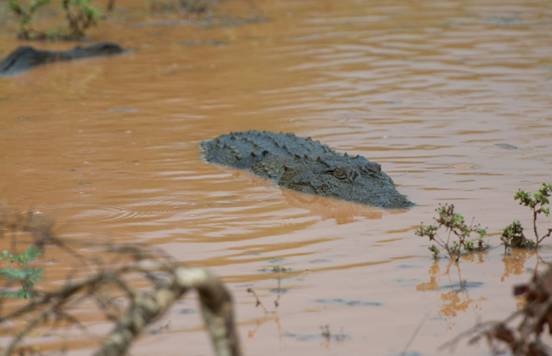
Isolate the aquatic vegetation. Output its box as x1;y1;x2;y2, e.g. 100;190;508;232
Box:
416;203;488;262
0;210;46;299
0;245;42;299
414;186;552;353
8;0;102;40
501;183;552;251
61;0;101;38
8;0;50;39
419;183;552;259
501;220;535;250
510;183;552;248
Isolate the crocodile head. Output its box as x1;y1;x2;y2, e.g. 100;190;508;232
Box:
83;42;124;55
272;154;413;209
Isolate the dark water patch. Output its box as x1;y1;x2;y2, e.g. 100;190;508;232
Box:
284;330;349;342
314;298;382;307
394;278;420;287
179;307;197;315
258;265;292;273
270;287;288;294
495;143;519;150
440;281;483;291
484;17;523;26
283;332;319;342
149;321;170;335
397;263;418;269
309;258;332;264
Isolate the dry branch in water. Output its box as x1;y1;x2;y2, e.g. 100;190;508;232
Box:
0;210;241;356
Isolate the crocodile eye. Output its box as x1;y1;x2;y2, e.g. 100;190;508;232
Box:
332;168;348;180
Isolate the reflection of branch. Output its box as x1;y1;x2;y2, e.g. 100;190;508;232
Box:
246;288;269;314
246;312;282;341
416;259;483;318
247;265;289;313
274;270;283;308
245;266;290;341
501;249;534;282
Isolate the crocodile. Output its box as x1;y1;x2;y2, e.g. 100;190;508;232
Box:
201;131;413;208
0;42;124;76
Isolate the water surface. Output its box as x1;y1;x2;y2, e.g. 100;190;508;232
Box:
1;0;552;354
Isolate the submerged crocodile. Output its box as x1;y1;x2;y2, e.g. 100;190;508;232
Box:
0;42;124;76
201;131;413;208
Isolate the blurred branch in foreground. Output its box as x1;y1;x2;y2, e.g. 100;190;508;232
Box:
0;209;241;356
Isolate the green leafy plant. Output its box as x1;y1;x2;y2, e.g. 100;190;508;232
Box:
416;203;487;262
61;0;101;38
501;219;535;250
8;0;101;40
510;183;552;248
0;245;43;298
8;0;51;39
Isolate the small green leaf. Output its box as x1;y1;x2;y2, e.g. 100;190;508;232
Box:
0;267;42;281
477;228;487;238
0;268;28;280
0;290;25;299
429;245;440;259
19;245;41;264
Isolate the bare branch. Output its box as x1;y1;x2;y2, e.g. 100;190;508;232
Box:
0;211;241;356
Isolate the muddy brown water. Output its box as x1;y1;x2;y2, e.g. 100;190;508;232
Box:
1;0;552;354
